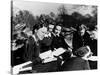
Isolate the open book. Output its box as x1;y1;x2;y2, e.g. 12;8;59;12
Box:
39;50;53;59
52;48;66;56
39;48;66;63
12;48;66;74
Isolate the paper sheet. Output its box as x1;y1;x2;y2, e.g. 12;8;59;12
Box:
39;50;52;59
52;48;66;56
88;56;98;61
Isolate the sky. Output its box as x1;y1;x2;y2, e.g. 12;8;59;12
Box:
13;0;97;17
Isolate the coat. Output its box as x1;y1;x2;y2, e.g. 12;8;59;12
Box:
72;31;91;54
24;36;41;63
61;57;90;71
51;34;69;50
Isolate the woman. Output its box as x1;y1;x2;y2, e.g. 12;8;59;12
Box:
61;46;91;71
72;24;91;55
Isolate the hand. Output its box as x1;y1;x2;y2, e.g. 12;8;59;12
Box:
13;65;22;75
12;44;24;51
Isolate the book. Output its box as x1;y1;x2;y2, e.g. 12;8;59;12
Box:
39;48;66;63
39;50;52;59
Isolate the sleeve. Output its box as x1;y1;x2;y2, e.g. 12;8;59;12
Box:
72;33;78;53
84;32;91;46
62;39;69;49
23;36;35;61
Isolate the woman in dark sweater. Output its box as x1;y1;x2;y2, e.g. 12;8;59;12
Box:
61;46;91;71
72;24;91;55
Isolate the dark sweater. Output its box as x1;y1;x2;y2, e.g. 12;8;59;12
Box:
72;31;91;54
61;57;90;71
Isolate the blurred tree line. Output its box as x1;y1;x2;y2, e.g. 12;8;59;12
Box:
57;5;97;30
11;5;97;33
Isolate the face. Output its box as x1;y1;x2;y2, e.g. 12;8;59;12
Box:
79;25;86;36
17;33;23;39
23;28;32;37
55;26;61;35
26;31;32;37
37;27;47;40
48;25;54;32
12;40;16;46
65;34;72;41
90;31;97;40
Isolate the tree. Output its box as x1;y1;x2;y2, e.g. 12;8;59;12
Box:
57;5;78;28
58;5;67;15
14;10;36;30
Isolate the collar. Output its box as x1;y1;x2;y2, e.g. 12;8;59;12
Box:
55;34;60;37
32;34;39;42
44;32;51;37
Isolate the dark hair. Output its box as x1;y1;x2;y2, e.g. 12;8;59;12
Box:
76;24;87;31
74;46;89;57
32;24;43;34
54;24;62;30
20;32;28;38
12;34;18;40
15;39;25;46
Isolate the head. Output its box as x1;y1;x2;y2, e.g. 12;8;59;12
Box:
74;46;92;59
90;31;97;40
48;24;54;32
23;28;32;37
33;26;47;40
54;25;62;35
77;24;87;36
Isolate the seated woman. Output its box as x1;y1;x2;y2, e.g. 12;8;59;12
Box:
61;46;92;71
11;32;27;67
22;25;62;73
88;30;97;69
72;24;91;55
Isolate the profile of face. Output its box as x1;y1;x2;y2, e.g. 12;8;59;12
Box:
23;28;32;37
36;27;47;40
48;24;54;32
78;25;86;36
90;31;97;40
55;26;62;35
75;46;92;59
